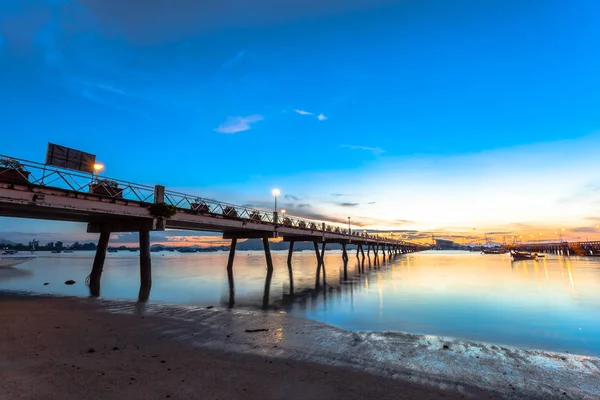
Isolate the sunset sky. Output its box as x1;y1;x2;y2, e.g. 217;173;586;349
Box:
1;0;600;246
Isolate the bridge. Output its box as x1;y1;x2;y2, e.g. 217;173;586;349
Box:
514;241;600;256
0;154;425;299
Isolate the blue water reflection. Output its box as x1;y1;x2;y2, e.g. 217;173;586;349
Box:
1;250;599;356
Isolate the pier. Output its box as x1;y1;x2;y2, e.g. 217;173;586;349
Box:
0;154;425;299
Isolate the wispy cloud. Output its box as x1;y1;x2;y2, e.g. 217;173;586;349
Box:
215;115;264;134
339;202;359;207
571;227;598;233
294;109;328;121
340;144;385;155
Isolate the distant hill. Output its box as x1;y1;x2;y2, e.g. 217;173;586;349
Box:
0;238;17;245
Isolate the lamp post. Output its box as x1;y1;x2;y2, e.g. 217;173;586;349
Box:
348;217;351;236
272;189;280;223
93;163;104;182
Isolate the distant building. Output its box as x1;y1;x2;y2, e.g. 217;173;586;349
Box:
434;239;455;250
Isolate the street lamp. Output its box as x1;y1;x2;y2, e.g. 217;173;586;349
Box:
272;188;280;209
348;217;351;236
93;163;104;181
272;188;280;223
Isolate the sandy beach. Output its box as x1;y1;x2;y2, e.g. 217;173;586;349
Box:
1;294;489;400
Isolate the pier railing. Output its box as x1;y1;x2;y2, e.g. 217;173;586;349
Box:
0;154;411;244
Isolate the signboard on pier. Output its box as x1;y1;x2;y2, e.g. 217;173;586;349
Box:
45;143;96;174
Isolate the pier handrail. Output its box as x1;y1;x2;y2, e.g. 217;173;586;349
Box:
0;154;417;246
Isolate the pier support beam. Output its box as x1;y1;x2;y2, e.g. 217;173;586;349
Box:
226;238;237;307
320;242;327;284
263;238;274;271
262;266;274;309
342;243;348;262
138;229;152;301
89;229;110;297
287;241;294;295
287;241;295;265
314;241;323;287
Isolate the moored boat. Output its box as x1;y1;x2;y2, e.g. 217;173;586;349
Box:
482;248;508;255
510;250;537;260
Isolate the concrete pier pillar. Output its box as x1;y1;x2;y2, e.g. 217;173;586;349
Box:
287;241;295;265
89;229;110;297
138;229;152;301
262;238;274;271
320;242;327;284
343;258;348;281
314;241;322;287
226;238;237;307
262;266;274;309
373;245;379;266
287;241;294;295
139;229;151;286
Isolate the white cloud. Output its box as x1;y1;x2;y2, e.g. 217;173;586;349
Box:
294;109;313;115
340;144;384;155
317;113;327;121
215;115;264;134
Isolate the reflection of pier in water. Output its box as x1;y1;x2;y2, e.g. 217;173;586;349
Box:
221;247;406;311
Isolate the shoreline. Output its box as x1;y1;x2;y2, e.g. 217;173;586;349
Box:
2;292;599;399
1;293;480;400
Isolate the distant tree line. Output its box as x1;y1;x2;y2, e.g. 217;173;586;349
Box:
1;241;98;251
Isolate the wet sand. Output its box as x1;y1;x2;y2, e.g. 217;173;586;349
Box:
1;295;484;400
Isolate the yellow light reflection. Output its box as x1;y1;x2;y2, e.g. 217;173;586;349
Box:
377;271;383;310
565;258;577;296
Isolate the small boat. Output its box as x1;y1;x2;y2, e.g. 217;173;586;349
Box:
128;249;137;252
51;250;62;254
107;249;118;253
0;250;37;268
482;248;508;255
510;250;538;260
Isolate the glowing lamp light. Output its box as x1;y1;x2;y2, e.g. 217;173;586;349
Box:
271;188;281;213
280;209;286;214
93;163;104;172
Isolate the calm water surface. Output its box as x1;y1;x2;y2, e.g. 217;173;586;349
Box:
1;250;599;356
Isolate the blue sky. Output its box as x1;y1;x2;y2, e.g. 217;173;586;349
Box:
1;0;600;244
